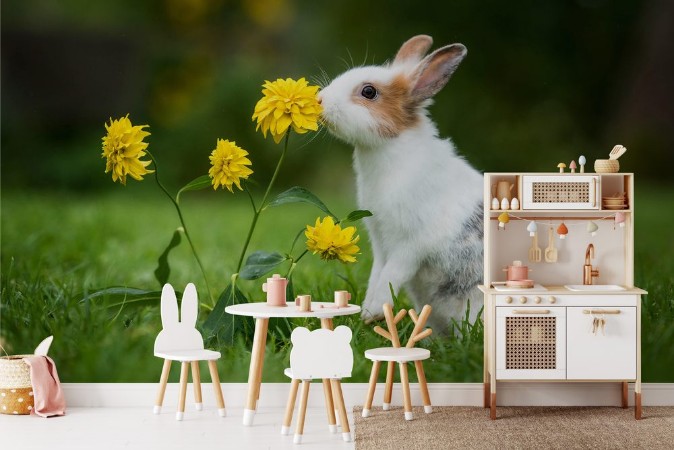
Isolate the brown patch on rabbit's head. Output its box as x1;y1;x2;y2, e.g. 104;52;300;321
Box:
352;74;420;138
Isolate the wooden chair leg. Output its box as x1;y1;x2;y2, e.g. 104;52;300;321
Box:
207;360;226;417
383;361;395;411
154;359;172;414
362;360;381;418
282;379;300;435
635;391;642;419
399;362;413;421
331;379;352;442
177;361;189;421
484;381;491;408
294;380;311;444
191;361;203;411
322;379;337;432
414;360;432;413
621;382;628;409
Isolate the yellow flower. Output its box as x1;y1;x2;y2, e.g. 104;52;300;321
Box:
305;216;360;263
208;139;253;192
252;77;322;143
101;115;154;185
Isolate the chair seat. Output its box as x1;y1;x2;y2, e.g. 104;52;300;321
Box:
283;368;347;381
364;347;430;362
155;349;221;361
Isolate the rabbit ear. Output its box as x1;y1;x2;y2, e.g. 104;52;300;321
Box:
393;35;433;66
180;283;198;328
410;44;467;103
161;283;179;328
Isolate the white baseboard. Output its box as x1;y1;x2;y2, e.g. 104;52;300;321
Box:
63;382;674;409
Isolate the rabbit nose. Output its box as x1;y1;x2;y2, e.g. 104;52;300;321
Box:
316;92;323;104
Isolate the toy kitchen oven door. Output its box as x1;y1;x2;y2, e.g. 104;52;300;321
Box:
496;305;566;379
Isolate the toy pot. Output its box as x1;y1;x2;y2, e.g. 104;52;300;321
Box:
262;274;288;306
493;181;515;202
503;261;530;281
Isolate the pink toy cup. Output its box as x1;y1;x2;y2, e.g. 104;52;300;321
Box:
262;274;288;307
334;290;351;307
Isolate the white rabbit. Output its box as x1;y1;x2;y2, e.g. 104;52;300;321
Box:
319;35;483;330
154;283;205;353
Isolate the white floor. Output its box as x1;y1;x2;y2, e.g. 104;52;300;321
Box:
0;406;355;450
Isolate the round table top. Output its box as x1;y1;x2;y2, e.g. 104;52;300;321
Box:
225;301;361;319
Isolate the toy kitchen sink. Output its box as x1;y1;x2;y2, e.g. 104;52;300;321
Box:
479;172;647;420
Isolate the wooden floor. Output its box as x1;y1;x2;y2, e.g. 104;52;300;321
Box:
0;407;355;450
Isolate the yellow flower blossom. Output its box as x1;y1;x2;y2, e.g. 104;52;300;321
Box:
305;216;360;263
101;115;153;184
208;139;253;192
252;77;322;143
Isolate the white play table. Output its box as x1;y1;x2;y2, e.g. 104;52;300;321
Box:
225;301;361;426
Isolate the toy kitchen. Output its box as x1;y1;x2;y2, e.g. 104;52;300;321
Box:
479;147;647;420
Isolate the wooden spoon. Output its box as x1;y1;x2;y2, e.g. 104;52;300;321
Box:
544;227;558;263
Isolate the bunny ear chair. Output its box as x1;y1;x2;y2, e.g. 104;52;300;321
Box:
152;283;226;421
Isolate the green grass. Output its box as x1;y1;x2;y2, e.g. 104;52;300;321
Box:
1;182;673;383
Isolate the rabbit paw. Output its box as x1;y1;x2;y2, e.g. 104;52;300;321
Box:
361;293;387;323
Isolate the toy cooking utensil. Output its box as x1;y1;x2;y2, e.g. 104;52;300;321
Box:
609;145;627;160
544;226;558;263
528;232;542;262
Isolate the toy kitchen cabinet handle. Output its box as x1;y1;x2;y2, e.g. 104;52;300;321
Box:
513;310;550;314
583;309;621;315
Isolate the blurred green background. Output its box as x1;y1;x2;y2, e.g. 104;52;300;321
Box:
2;0;673;383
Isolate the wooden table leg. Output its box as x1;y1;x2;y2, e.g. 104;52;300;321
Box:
154;359;172;414
362;360;381;418
484;380;491;408
320;318;340;426
191;361;203;411
177;361;189;421
207;360;226;417
243;317;269;426
635;391;642;419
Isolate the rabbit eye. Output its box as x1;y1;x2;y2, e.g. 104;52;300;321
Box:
361;85;378;100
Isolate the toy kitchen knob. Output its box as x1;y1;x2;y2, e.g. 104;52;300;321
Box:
534;296;542;304
505;296;513;304
549;296;557;304
519;296;527;304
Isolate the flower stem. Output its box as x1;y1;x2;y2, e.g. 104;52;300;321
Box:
235;131;290;272
147;151;214;304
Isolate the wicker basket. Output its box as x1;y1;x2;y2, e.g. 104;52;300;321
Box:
0;355;34;415
594;159;620;173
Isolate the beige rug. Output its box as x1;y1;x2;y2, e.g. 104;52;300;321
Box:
354;406;674;449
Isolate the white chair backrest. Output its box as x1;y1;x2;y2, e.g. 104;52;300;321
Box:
289;326;353;380
154;283;205;354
